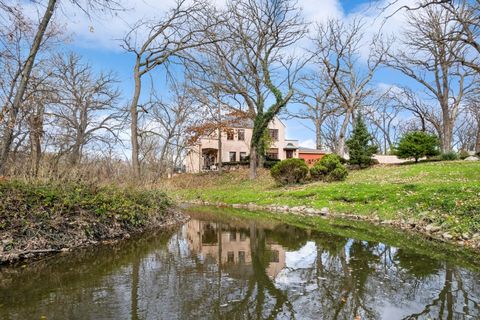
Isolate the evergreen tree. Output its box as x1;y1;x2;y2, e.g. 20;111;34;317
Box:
346;113;378;168
396;131;440;163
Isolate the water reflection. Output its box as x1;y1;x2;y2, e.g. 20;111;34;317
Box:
1;213;479;320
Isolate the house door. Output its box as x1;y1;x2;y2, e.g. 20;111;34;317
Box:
286;150;294;158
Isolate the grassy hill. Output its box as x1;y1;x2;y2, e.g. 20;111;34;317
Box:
166;161;480;237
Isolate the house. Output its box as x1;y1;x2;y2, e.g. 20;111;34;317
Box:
184;116;327;173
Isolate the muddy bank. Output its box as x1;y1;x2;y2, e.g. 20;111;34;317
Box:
1;208;188;265
183;200;480;251
0;180;188;265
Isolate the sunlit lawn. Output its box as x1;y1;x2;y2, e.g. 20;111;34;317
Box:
167;161;480;235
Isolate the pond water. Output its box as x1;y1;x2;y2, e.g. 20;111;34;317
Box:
1;209;479;319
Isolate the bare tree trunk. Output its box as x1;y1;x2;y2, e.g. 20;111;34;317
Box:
70;142;81;166
217;128;222;173
315;118;322;150
0;0;57;175
130;59;141;177
29;108;44;176
442;117;454;152
249;145;257;180
337;109;352;157
475;126;480;153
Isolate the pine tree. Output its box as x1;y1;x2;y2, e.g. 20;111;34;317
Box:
396;131;440;163
346;113;378;168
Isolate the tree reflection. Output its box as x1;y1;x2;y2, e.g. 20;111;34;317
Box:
1;217;479;320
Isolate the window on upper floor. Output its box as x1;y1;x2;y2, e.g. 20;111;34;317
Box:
237;129;245;141
226;129;234;140
269;129;278;141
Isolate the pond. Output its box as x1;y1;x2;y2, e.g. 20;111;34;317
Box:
1;208;479;319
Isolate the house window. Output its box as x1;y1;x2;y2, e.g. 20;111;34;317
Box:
227;251;234;263
266;148;278;160
229;152;236;162
237;129;245;141
230;231;236;241
238;251;245;264
270;250;279;263
226;129;234;140
269;129;279;141
240;232;247;241
240;152;247;161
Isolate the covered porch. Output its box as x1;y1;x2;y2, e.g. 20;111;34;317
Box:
201;148;219;171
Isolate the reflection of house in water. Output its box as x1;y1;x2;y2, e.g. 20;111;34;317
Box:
185;220;286;278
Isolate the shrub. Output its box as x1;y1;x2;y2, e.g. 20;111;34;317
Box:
270;158;309;185
327;166;348;182
396;131;440;163
310;154;348;182
319;154;343;171
440;151;459;161
459;150;470;160
310;164;329;180
346;113;378;168
263;159;281;169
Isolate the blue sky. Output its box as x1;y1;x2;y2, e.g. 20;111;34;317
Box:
46;0;422;149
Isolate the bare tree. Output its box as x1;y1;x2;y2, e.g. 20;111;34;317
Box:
186;74;228;173
122;0;217;177
465;96;480;152
23;68;56;175
292;70;338;150
314;19;386;157
140;81;199;177
382;6;475;151
383;0;479;74
364;90;401;154
442;0;480;74
0;0;122;174
46;53;121;166
191;0;308;179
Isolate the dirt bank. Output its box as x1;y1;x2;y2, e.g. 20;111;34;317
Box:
0;180;188;264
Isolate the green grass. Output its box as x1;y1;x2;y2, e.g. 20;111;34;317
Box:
167;161;480;236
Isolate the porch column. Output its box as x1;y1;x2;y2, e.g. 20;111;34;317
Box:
198;144;202;173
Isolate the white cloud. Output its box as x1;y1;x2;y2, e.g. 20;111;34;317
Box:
21;0;346;51
21;0;180;51
299;139;316;149
300;0;343;24
23;0;416;60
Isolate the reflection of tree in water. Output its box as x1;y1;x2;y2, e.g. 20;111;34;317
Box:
2;218;480;320
221;223;295;319
394;250;441;279
312;237;380;319
158;221;480;320
400;266;480;320
266;224;311;250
